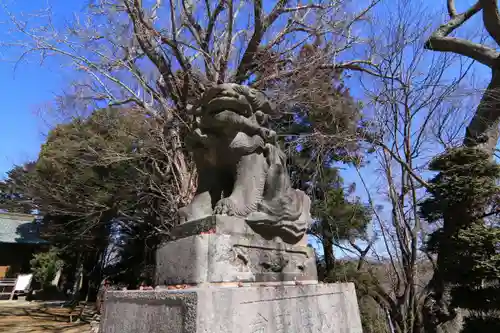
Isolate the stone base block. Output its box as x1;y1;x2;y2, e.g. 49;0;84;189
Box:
156;216;317;285
101;283;363;333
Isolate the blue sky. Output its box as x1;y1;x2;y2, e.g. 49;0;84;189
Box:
0;0;85;177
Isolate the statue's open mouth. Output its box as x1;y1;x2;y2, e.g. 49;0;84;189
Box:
204;96;253;117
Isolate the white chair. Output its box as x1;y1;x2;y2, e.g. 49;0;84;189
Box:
9;273;33;300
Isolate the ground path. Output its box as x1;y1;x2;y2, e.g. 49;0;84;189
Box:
0;301;92;332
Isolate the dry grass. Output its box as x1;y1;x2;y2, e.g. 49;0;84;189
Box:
0;304;91;333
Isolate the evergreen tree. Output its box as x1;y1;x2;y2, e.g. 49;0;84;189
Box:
0;163;36;214
267;42;371;275
306;165;371;276
27;107;168;298
420;147;500;331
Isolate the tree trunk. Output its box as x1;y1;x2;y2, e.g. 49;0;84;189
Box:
169;126;194;207
463;69;500;153
85;251;105;302
71;253;83;300
321;231;336;278
422;211;468;332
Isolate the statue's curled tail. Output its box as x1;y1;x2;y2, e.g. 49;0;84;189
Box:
245;144;312;244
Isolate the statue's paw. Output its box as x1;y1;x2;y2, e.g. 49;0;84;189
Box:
214;198;236;215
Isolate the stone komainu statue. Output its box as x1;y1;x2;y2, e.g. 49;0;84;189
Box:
179;84;312;244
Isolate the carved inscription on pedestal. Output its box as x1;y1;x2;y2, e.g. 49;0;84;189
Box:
241;291;344;333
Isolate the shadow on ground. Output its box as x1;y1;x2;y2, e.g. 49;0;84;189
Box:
0;305;92;332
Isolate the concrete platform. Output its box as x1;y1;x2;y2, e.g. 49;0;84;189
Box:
100;283;362;333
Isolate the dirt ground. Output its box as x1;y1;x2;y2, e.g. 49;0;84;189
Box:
0;302;92;333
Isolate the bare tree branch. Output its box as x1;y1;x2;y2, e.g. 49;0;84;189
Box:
480;0;500;46
424;2;499;68
447;0;457;17
234;0;265;82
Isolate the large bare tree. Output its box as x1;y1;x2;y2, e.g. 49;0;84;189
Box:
2;0;381;217
339;1;474;332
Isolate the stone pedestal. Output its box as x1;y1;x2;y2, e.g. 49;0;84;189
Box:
101;283;363;333
100;215;364;333
156;216;317;285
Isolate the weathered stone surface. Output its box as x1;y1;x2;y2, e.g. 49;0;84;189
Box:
178;84;313;244
101;283;363;333
170;215;308;246
101;291;197;333
156;228;317;285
